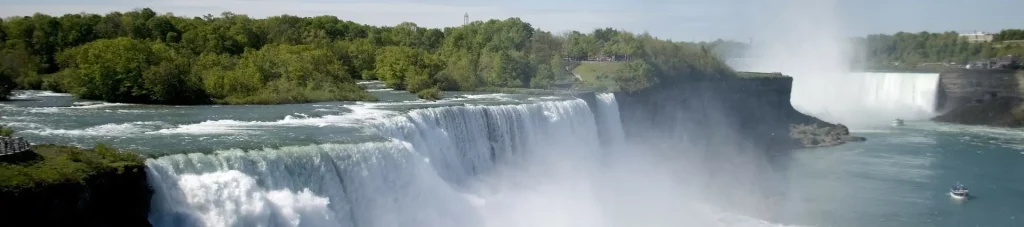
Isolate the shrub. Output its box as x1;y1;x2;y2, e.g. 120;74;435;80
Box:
0;125;13;137
416;87;442;101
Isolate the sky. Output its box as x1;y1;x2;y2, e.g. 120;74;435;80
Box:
0;0;1021;41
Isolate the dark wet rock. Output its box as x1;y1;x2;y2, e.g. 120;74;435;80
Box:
789;123;866;148
932;96;1024;127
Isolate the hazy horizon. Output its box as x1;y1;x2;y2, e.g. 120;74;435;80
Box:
0;0;1021;42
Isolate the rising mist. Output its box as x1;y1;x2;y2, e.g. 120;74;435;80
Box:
737;0;940;127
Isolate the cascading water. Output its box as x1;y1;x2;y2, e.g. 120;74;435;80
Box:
855;72;940;116
146;94;793;227
788;72;940;127
146;99;606;227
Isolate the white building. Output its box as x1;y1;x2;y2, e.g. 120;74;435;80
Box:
960;32;994;43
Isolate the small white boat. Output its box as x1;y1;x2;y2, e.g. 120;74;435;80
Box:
950;183;969;199
892;119;905;126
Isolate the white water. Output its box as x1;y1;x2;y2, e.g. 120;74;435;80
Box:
146;96;797;227
738;0;941;128
787;72;941;127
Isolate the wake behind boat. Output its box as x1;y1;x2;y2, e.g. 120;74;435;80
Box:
950;183;969;199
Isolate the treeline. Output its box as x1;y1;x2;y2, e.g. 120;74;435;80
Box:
856;30;1024;68
994;29;1024;42
0;8;733;103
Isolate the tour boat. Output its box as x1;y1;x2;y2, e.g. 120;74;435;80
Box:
950;183;969;199
892;118;905;126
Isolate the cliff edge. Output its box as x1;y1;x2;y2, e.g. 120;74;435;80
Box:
933;69;1024;127
0;144;152;227
612;75;863;152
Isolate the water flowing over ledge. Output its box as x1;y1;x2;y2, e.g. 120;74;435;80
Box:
144;93;799;227
146;98;612;227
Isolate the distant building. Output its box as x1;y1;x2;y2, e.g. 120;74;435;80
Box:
960;32;994;43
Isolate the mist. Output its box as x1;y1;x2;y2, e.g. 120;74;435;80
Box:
735;0;939;128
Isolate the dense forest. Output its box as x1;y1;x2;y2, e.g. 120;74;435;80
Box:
856;30;1024;68
0;8;733;103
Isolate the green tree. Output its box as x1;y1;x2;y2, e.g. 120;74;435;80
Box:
373;46;441;92
58;38;158;102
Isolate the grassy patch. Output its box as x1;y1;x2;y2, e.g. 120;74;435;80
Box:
572;62;628;91
0;144;146;192
736;71;790;79
0;126;12;137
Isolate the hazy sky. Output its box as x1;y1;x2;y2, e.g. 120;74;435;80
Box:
1;0;1021;41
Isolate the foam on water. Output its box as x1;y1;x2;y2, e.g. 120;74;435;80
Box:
69;102;135;108
25;121;170;136
26;107;61;113
9;90;73;99
150;105;398;135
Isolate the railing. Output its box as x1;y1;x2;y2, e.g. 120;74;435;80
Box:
0;137;31;156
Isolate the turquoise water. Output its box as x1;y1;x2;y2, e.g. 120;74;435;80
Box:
775;121;1024;227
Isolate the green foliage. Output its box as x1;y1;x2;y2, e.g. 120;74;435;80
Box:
573;62;627;91
0;144;145;192
995;29;1024;42
0;70;13;100
615;60;655;92
0;47;40;90
859;31;1024;68
415;87;442;101
57;38;206;104
1;8;742;102
0;125;12;137
374;46;442;92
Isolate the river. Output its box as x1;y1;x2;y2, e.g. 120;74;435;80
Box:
1;81;1022;227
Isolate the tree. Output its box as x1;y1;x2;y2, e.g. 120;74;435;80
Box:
373;46;441;92
615;60;654;92
58;38;156;102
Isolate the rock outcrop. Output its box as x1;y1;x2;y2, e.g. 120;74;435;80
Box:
936;69;1022;112
934;69;1024;127
0;144;152;227
612;76;863;152
789;123;867;148
933;96;1024;127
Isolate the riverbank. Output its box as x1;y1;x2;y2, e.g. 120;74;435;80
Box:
0;143;151;226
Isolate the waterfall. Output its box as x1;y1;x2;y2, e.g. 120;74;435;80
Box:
146;94;795;227
595;94;626;150
854;72;940;114
146;98;608;227
789;72;940;127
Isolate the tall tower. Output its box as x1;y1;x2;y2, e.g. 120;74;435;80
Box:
464;13;469;25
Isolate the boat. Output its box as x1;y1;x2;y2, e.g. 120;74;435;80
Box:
892;118;905;126
950;183;969;199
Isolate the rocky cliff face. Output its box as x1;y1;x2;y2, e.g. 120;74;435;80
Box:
0;146;152;227
934;69;1024;127
611;77;861;152
937;69;1022;111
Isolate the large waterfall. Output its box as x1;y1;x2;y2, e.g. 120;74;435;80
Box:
145;94;786;227
789;72;940;126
